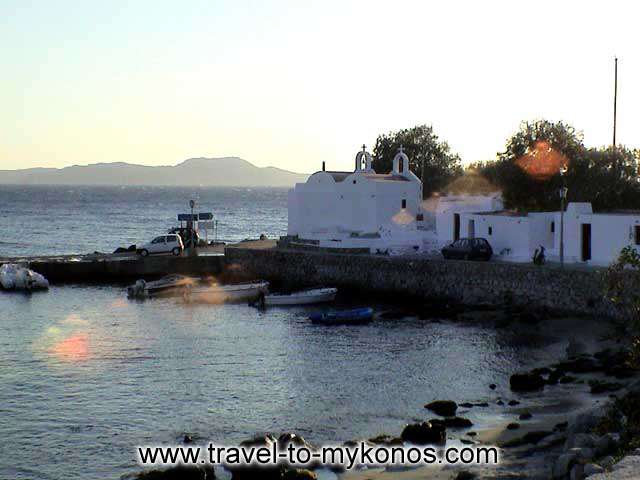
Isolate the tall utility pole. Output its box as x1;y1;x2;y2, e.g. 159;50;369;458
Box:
613;57;618;147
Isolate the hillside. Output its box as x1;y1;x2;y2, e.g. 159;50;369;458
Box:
0;157;308;187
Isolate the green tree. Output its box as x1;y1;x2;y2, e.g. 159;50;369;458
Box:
604;246;640;366
373;125;462;198
478;120;584;210
478;119;640;211
574;146;640;211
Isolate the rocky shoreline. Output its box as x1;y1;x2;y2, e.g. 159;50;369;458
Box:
125;305;640;480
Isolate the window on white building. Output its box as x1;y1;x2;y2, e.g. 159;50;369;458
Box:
401;199;407;209
551;221;555;233
488;226;493;236
635;225;640;245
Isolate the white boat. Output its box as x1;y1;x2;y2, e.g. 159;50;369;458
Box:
127;274;192;298
127;275;269;304
184;281;270;304
262;287;337;306
0;263;49;291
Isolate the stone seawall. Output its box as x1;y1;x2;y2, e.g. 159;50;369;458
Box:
8;254;226;283
225;247;618;318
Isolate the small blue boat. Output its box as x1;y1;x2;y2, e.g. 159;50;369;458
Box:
309;307;374;325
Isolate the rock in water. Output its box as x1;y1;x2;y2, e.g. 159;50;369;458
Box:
230;434;283;480
583;463;604;476
501;431;552;448
368;434;402;446
283;469;317;480
454;471;478;480
589;380;623;394
440;417;473;428
424;400;457;417
552;453;577;479
134;466;215;479
510;372;545;391
566;338;588;358
277;432;313;450
401;422;446;445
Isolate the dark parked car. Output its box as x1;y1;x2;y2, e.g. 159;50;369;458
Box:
441;238;493;261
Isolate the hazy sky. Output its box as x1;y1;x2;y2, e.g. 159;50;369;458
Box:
1;0;638;173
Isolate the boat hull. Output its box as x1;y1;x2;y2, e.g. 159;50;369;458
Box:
184;282;269;304
264;288;337;306
309;307;374;325
127;276;269;304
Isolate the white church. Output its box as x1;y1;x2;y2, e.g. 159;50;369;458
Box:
287;146;429;253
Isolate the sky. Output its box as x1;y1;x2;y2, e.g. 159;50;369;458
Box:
1;0;639;173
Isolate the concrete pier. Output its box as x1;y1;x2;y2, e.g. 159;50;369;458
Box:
1;239;623;320
1;253;225;283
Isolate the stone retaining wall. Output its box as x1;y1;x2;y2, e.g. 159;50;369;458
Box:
21;254;225;283
225;247;620;318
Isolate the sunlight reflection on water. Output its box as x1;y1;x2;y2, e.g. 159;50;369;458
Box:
0;285;603;480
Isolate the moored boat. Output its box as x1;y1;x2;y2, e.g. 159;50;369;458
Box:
0;263;49;291
309;307;374;325
263;287;337;306
127;275;268;303
127;274;192;298
183;281;269;304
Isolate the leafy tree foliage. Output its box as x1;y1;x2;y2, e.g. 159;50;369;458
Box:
373;125;462;198
477;119;640;211
604;246;640;366
574;146;640;211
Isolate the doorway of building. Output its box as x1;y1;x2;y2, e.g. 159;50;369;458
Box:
468;219;475;238
581;223;591;261
454;214;460;241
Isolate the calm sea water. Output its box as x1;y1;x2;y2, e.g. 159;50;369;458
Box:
0;185;599;480
0;185;288;258
0;284;595;480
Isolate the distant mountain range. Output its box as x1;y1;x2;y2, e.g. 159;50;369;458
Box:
0;157;308;187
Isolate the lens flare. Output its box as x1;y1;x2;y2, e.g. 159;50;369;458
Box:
50;333;89;361
61;313;89;326
515;141;569;181
440;169;499;195
391;208;415;226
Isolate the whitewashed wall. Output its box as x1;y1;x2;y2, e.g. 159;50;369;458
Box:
435;195;504;245
528;212;556;253
560;212;640;266
460;213;531;261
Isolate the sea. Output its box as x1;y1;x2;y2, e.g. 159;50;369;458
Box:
0;185;289;258
0;185;596;479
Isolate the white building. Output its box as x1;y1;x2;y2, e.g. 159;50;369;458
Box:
550;203;640;266
457;210;552;262
435;193;503;244
438;198;640;266
287;146;427;253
